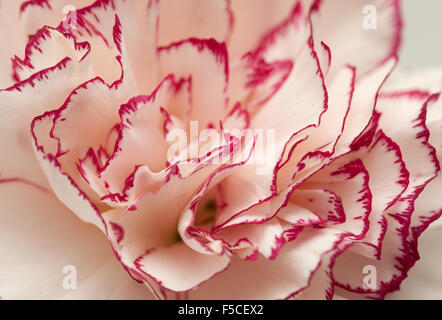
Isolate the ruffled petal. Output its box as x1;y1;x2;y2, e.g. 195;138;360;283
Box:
0;55;91;189
387;223;442;299
333;57;396;154
158;38;228;128
251;39;328;152
189;228;344;299
135;242;230;292
99;75;188;198
310;0;401;78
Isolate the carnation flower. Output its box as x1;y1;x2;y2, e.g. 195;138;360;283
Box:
1;0;441;299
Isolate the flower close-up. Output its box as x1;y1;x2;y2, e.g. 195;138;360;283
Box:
0;0;441;300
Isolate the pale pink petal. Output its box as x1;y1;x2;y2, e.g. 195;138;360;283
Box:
278;202;324;226
228;0;298;59
0;180;151;299
333;57;396;154
382;67;442;94
19;0;96;34
158;38;228;128
377;92;439;194
333;93;440;298
0;1;27;87
64;0;159;89
255;2;310;63
353;130;409;258
100;165;166;207
304;65;356;153
0;57;91;189
387;222;442;299
222;103;250;130
76;148;108;198
158;0;232;47
213;166;276;229
189;228;344;299
135;242;230;292
290;189;345;224
228;57;292;112
276;65;356;188
303;158;371;239
425;91;442;162
0;0;93;86
251;39;328;152
12;27;91;84
107;163;225;264
32;144;106;232
99;76;187;196
310;0;401;77
217;219;286;259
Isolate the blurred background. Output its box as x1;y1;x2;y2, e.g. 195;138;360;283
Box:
400;0;442;68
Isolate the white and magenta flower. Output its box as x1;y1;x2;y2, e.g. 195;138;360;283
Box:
1;0;441;299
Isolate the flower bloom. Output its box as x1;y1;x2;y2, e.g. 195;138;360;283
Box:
1;0;441;299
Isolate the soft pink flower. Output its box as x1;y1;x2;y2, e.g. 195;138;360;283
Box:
0;0;441;299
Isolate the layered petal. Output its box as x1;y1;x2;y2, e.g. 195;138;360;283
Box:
0;180;151;299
